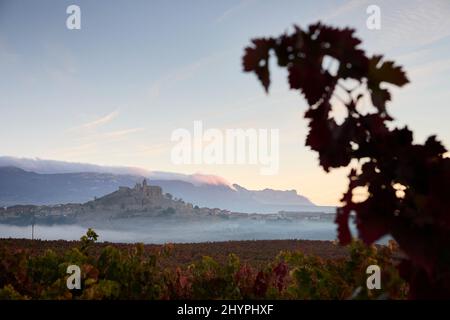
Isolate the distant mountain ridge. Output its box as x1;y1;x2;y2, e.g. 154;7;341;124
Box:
0;166;140;206
0;158;317;214
0;156;235;188
151;179;315;213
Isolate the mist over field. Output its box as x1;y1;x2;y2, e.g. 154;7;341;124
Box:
0;218;345;244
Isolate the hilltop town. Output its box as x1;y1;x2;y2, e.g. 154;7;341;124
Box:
0;179;334;227
0;179;235;225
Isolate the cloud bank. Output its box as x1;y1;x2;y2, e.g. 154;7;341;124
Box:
0;156;235;189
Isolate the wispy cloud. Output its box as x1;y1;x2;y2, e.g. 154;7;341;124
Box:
318;0;370;21
79;110;119;130
55;127;145;160
317;0;450;50
215;0;256;24
373;0;450;49
108;143;170;158
61;108;145;160
103;128;145;139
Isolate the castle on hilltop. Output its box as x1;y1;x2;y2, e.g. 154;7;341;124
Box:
133;179;163;198
0;178;231;222
98;178;165;210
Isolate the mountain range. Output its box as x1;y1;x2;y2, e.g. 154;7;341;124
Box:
0;157;325;214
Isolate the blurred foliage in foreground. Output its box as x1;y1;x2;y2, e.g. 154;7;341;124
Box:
0;230;406;300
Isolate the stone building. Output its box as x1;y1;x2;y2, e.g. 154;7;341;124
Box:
134;179;163;199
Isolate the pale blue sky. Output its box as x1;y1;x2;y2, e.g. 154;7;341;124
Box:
0;0;449;205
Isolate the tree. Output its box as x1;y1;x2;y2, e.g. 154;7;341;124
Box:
80;228;99;252
242;22;450;299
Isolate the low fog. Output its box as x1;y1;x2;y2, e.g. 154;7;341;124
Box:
0;218;345;244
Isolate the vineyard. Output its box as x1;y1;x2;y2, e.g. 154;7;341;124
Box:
0;229;407;300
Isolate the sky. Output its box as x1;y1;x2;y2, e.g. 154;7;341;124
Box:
0;0;449;206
